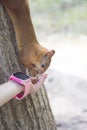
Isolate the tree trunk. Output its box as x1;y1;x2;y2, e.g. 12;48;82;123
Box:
0;2;57;130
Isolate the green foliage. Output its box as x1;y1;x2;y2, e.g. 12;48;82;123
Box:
30;0;87;34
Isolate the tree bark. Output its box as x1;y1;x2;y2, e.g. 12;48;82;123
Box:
0;2;57;130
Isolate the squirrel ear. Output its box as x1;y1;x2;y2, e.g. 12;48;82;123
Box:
46;50;55;57
50;50;55;56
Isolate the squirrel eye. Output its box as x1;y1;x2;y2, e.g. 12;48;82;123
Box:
41;64;45;68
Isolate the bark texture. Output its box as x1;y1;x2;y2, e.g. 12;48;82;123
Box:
0;2;57;130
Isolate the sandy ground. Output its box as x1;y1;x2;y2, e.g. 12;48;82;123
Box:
40;34;87;130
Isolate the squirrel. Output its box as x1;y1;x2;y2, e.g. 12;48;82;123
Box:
1;0;55;76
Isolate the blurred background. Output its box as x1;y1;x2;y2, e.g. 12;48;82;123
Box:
29;0;87;130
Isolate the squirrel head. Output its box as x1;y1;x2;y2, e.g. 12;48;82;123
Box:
20;45;55;76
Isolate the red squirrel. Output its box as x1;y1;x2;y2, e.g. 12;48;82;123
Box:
1;0;55;76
